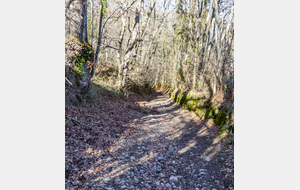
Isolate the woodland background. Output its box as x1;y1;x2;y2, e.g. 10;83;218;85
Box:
65;0;234;102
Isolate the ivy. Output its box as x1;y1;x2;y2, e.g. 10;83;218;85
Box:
102;0;107;14
72;42;93;80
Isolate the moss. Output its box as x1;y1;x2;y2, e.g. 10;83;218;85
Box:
190;100;197;111
180;93;187;105
176;92;184;103
187;100;194;111
228;124;234;133
214;111;224;125
168;90;233;134
204;99;212;108
194;100;199;108
204;107;214;119
195;108;202;117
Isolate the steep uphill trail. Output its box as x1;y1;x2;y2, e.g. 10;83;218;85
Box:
65;89;234;190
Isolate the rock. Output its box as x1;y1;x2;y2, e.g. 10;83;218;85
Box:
72;180;80;185
103;177;110;182
201;156;211;162
130;156;135;161
159;173;165;178
120;185;127;189
201;188;210;190
169;145;174;152
215;108;219;114
115;177;120;184
166;183;171;188
169;176;178;182
157;157;164;161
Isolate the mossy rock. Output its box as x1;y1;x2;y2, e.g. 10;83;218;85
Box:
187;100;195;111
182;95;190;106
214;111;226;125
204;107;214;119
190;100;198;111
193;100;199;111
176;92;183;103
197;100;204;107
195;108;204;118
179;94;186;105
204;99;212;108
169;90;233;133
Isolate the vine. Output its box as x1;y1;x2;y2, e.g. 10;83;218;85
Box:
72;42;93;80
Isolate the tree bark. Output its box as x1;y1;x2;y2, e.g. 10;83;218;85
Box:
90;0;94;47
90;0;103;79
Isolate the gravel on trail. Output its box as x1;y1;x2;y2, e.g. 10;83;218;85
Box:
65;90;234;190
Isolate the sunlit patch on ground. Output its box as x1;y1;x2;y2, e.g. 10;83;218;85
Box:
178;139;197;155
200;144;221;162
94;152;157;182
197;127;208;137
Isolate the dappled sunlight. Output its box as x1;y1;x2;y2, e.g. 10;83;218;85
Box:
65;87;233;189
200;144;221;162
212;130;230;145
167;128;184;139
178;139;197;155
99;160;121;172
197;127;208;137
94;152;157;182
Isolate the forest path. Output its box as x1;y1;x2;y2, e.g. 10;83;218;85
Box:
83;89;233;190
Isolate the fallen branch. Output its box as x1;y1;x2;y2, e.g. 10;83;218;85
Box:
67;116;89;127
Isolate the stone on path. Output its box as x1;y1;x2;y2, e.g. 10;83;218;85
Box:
170;176;178;182
168;145;174;152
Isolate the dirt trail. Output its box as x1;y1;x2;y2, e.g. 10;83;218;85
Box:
66;90;233;190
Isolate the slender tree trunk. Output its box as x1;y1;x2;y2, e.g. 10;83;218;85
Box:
90;0;94;47
120;0;143;88
80;0;88;43
90;1;103;79
117;0;127;87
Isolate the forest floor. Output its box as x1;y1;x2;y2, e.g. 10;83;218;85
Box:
65;88;234;190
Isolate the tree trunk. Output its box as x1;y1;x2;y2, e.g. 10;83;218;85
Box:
119;0;143;88
90;0;94;47
90;0;103;79
80;0;88;43
65;0;92;93
65;0;85;39
117;0;127;87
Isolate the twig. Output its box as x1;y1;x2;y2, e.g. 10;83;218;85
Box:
65;77;73;86
102;45;122;51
